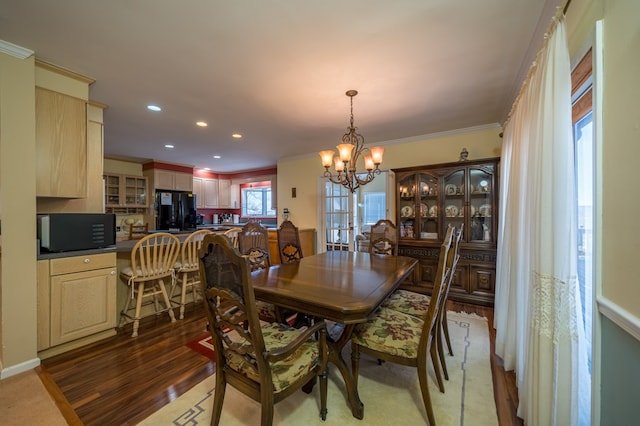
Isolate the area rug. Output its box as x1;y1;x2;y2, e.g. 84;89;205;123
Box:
186;333;217;360
139;311;498;425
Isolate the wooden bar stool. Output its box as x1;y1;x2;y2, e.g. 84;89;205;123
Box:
171;229;213;319
119;232;180;337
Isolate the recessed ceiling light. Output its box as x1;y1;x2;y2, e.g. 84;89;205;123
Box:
147;105;161;112
196;121;208;127
164;144;174;149
213;155;221;159
232;133;242;139
203;167;211;171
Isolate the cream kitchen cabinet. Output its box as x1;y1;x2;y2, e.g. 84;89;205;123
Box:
152;169;193;191
204;178;219;208
104;174;148;212
38;252;117;353
218;180;240;208
192;177;205;208
35;87;87;198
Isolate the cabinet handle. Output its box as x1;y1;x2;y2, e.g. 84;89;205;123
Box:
110;270;116;275
83;258;91;264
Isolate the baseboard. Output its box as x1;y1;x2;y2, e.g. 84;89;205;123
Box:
597;295;640;343
1;357;41;380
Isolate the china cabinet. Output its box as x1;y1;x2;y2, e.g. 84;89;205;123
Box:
393;157;499;306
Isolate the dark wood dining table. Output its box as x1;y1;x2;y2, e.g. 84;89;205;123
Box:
251;250;418;419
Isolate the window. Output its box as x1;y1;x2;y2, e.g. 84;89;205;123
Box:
362;192;386;225
241;185;276;217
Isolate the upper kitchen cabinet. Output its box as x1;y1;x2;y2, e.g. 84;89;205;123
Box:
153;169;193;191
218;179;239;208
143;162;194;193
104;174;148;213
35;87;87;198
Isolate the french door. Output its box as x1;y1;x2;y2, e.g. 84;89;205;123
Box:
319;171;393;252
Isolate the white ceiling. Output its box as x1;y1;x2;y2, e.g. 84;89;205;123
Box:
0;0;559;173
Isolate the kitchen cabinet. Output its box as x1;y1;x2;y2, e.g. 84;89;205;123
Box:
192;178;204;208
35;87;87;198
393;157;499;306
218;179;240;208
267;228;316;265
104;174;148;213
38;252;117;353
204;178;219;208
153;169;193;191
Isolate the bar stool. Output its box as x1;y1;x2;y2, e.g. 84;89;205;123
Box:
171;229;213;319
223;227;242;249
119;232;180;337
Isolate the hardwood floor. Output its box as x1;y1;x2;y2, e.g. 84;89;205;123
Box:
39;301;524;425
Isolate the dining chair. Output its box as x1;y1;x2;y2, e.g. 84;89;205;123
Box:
381;224;463;381
238;222;279;322
368;219;398;255
128;223;149;240
223;226;242;249
276;220;303;263
350;225;454;425
171;229;213;319
198;234;328;426
119;232;180;337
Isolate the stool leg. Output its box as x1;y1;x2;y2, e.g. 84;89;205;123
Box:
159;278;176;323
180;272;188;319
132;282;145;337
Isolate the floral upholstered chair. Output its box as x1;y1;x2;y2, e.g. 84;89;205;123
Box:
350;226;454;425
198;234;328;425
381;224;463;382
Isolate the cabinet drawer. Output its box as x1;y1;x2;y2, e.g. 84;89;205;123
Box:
50;252;116;275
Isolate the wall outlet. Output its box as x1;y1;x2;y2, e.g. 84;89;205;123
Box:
116;226;121;232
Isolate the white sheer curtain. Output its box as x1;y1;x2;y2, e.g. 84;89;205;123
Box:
494;9;590;426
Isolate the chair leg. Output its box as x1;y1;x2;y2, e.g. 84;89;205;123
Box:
430;340;445;393
132;282;145;337
436;321;449;381
158;278;176;323
260;391;275;426
179;272;188;319
417;358;436;426
443;309;453;356
210;372;227;426
119;286;133;329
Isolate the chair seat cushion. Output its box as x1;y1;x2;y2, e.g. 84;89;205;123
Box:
352;307;424;359
224;322;320;393
381;289;431;318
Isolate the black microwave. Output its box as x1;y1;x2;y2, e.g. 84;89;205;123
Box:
38;213;116;252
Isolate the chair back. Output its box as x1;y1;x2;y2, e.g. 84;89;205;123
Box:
129;233;180;281
417;225;454;355
237;222;271;271
128;223;149;240
223;227;242;249
277;220;303;263
178;229;213;272
368;219;398;255
198;234;268;376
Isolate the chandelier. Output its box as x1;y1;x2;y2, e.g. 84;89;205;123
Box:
319;90;384;193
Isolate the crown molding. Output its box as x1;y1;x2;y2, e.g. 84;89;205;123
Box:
0;39;34;59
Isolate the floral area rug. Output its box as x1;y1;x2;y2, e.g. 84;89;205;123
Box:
145;311;498;425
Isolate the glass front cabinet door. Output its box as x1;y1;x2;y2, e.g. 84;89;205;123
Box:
393;157;499;306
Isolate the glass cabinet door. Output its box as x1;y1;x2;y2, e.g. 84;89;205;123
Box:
125;176;147;207
469;168;493;242
105;175;121;206
443;169;465;237
418;173;438;240
398;174;417;240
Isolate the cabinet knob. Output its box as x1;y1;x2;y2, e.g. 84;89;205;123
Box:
83;258;90;264
110;270;116;275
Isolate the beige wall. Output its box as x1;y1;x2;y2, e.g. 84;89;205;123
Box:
104;158;144;176
0;51;38;373
277;125;502;230
599;0;640;316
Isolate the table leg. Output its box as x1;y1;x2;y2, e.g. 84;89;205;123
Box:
328;324;364;419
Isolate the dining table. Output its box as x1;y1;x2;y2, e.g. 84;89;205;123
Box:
251;250;418;420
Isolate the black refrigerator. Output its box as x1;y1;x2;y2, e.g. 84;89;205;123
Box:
155;191;198;231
